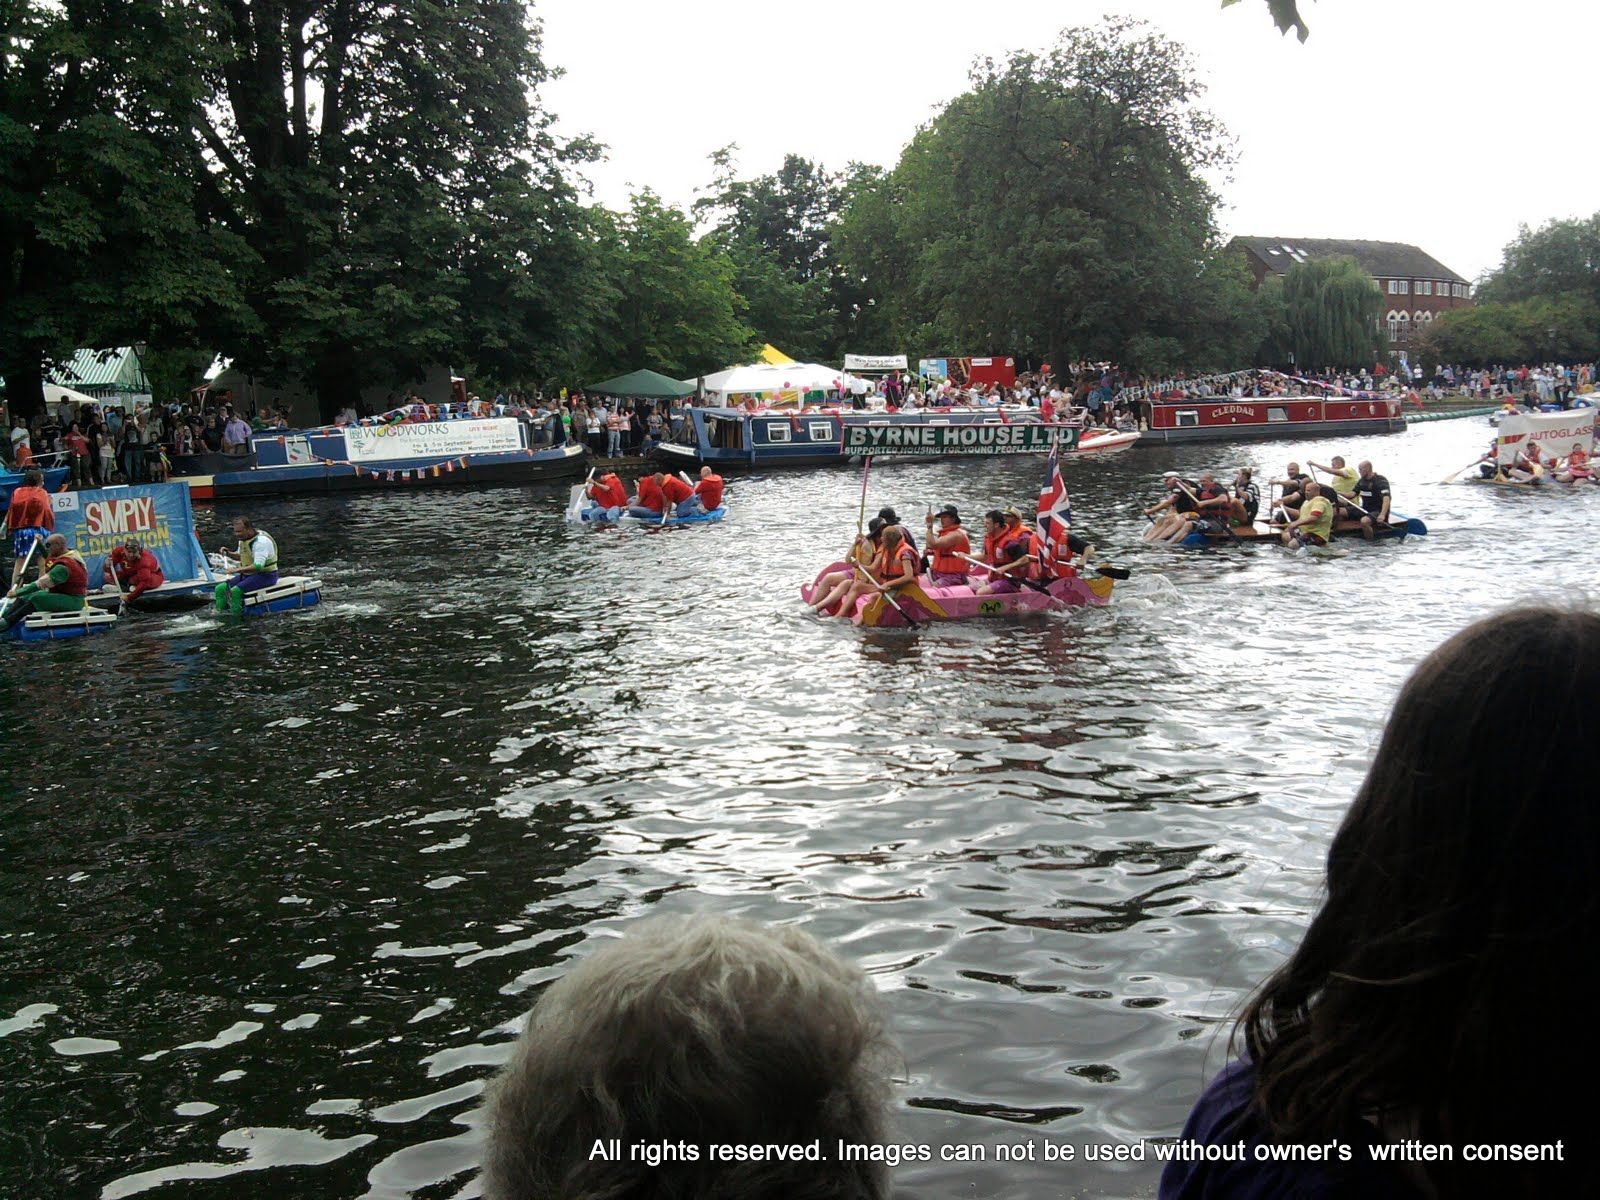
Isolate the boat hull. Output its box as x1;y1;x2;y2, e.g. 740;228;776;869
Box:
1137;397;1406;444
6;608;118;643
1176;511;1427;548
801;561;1113;628
1;467;71;510
180;445;587;501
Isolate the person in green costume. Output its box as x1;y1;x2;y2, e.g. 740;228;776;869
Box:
2;534;89;632
213;516;280;614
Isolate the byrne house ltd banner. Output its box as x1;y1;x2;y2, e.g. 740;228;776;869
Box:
844;422;1079;457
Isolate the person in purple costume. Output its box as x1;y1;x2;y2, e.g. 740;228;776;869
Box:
1163;606;1600;1200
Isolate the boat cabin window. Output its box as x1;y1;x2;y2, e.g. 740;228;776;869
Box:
1267;407;1289;423
1175;409;1200;428
808;421;833;441
764;422;791;443
283;436;314;465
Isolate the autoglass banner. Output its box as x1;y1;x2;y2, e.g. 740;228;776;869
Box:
843;422;1080;456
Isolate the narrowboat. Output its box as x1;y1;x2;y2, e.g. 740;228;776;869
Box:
173;405;586;501
1135;396;1407;444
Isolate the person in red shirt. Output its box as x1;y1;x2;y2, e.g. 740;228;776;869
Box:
660;472;695;518
63;422;92;487
106;537;165;603
6;469;54;587
628;472;665;519
692;466;724;513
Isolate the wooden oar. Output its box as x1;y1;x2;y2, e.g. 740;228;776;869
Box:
106;553;128;615
0;536;42;624
955;551;1065;607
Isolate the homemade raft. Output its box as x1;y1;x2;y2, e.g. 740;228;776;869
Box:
564;484;726;526
4;609;119;643
1177;512;1428;549
801;560;1114;628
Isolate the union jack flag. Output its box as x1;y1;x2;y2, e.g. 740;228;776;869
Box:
1036;445;1073;560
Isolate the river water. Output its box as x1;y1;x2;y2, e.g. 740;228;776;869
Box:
1;417;1592;1199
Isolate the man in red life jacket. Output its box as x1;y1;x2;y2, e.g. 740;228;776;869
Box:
585;472;628;520
6;468;54;587
923;505;971;586
692;466;724;513
107;537;165;603
2;533;87;631
660;471;696;517
628;472;666;519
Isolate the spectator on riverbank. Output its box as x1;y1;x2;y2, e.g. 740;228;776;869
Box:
1162;605;1600;1200
481;914;899;1200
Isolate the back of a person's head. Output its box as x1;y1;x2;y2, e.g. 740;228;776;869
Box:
482;914;897;1200
1242;606;1600;1193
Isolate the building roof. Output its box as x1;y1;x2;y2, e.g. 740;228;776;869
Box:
47;347;149;392
1230;237;1467;284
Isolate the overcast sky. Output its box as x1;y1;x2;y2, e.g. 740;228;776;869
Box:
538;1;1594;283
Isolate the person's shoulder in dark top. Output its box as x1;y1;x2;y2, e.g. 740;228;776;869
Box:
1159;1060;1422;1200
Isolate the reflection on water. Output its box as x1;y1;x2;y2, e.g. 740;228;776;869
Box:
1;418;1594;1198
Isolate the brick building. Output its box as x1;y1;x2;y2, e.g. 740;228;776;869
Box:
1230;237;1473;353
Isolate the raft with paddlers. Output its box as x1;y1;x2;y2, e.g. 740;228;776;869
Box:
801;559;1114;627
565;468;727;526
1177;512;1428;549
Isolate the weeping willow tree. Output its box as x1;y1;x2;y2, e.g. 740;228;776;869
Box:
1282;256;1382;370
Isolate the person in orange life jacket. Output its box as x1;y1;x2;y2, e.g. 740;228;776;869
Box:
978;509;1008;568
660;472;696;517
974;539;1030;596
876;507;916;554
999;507;1045;575
808;518;884;615
627;473;665;519
692;466;724;512
6;468;54;587
831;525;919;618
2;533;87;631
923;505;971;586
107;537;165;603
1189;471;1233;535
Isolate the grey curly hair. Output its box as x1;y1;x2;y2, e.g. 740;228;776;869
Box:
481;914;899;1200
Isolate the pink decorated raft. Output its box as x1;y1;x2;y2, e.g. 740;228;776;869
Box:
801;560;1114;628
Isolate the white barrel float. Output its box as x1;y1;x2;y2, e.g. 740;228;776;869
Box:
240;576;323;617
12;609;119;643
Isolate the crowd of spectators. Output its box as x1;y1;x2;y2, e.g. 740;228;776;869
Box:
2;393;294;481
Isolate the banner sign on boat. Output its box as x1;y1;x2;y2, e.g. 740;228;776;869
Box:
49;482;210;589
843;354;908;372
843;422;1079;457
1495;409;1596;466
343;417;524;464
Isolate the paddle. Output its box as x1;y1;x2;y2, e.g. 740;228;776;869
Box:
0;536;42;624
1439;458;1486;484
106;552;128;615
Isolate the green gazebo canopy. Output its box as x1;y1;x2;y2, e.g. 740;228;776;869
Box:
585;368;695;399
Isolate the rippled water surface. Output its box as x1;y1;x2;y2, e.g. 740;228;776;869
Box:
2;418;1594;1199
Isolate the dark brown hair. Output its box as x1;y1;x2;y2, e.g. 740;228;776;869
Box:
1238;607;1600;1193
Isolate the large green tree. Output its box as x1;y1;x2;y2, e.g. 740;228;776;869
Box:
191;0;598;417
1475;214;1600;307
1281;256;1382;370
832;19;1238;370
694;148;842;360
0;0;242;418
587;193;755;380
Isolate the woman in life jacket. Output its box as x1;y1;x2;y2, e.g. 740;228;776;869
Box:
829;525;919;619
807;518;884;616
